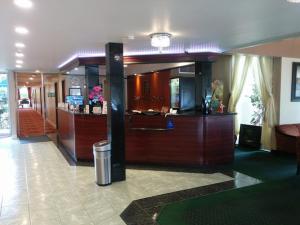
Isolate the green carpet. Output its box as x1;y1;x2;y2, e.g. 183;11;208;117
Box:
157;177;300;225
232;148;297;181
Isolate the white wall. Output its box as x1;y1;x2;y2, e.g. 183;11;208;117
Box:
279;57;300;124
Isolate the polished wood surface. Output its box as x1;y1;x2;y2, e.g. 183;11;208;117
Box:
57;109;107;161
57;109;75;159
57;109;234;165
127;70;171;111
125;114;234;166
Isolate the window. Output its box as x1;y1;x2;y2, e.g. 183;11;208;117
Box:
19;86;28;99
0;74;10;136
236;68;264;127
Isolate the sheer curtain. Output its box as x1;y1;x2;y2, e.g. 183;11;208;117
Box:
228;54;252;134
253;56;277;149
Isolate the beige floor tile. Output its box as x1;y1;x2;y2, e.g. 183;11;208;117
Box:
0;137;233;225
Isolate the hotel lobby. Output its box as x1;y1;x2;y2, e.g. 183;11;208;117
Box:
1;0;300;225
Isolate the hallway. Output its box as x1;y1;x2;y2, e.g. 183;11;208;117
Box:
17;109;56;138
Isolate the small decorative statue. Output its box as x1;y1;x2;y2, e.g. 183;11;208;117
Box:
210;80;225;113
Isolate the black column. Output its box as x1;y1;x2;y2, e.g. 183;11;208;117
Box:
105;43;126;182
85;65;99;91
195;62;212;111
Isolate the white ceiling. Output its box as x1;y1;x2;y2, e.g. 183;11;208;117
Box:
1;0;300;72
232;37;300;58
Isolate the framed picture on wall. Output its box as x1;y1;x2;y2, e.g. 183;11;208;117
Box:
69;88;81;96
291;62;300;102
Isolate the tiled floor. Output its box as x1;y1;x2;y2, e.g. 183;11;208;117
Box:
0;138;234;225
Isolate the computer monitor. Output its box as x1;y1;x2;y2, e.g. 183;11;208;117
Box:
65;95;84;105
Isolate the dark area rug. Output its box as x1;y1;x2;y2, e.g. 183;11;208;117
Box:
232;148;297;181
157;176;300;225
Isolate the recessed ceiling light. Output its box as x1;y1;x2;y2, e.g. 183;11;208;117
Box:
16;52;24;57
35;70;40;73
287;0;300;2
15;26;29;35
66;71;70;74
14;0;33;8
74;67;78;71
16;60;23;64
29;77;34;80
16;64;22;68
128;35;135;40
15;42;25;48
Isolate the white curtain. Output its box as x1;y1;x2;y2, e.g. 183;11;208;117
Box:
252;56;277;149
228;54;252;134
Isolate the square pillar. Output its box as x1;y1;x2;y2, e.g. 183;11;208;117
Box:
105;43;126;182
195;62;212;111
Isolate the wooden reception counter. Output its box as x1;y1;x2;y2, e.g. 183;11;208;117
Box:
57;108;235;165
126;113;235;166
57;108;107;161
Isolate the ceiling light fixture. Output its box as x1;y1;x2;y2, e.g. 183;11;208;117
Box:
35;70;40;73
150;32;172;52
16;64;22;68
15;42;25;48
15;26;29;35
14;0;33;8
287;0;300;2
16;52;24;57
16;60;23;64
29;77;34;80
74;67;78;71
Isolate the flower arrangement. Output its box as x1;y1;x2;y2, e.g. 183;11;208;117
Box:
89;85;104;106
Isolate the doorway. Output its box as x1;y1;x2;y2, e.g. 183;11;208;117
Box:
16;73;57;138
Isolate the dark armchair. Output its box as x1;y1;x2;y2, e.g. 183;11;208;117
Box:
275;124;300;154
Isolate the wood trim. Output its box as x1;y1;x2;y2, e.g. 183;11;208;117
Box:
59;52;222;72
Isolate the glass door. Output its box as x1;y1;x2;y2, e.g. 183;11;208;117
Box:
0;73;10;137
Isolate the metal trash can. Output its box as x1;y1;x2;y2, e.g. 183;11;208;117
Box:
93;140;111;186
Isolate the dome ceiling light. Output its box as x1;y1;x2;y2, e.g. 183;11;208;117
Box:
14;0;33;9
150;32;172;52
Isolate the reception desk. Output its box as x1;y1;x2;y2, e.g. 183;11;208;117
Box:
126;113;235;166
57;109;235;165
57;108;107;161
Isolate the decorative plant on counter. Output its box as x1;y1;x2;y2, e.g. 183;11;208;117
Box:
248;84;264;126
89;85;104;106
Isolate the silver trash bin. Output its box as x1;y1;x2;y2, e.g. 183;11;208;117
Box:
93;140;111;186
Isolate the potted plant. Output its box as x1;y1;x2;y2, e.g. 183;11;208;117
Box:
89;85;104;113
239;84;264;149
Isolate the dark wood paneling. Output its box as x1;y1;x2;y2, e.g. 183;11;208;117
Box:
125;114;234;166
74;114;107;161
127;70;171;111
57;109;76;159
60;52;221;72
203;115;234;164
57;109;107;161
57;109;234;165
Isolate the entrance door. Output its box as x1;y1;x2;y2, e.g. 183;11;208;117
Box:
0;73;10;137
